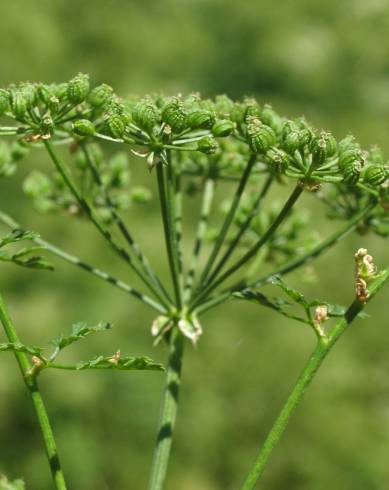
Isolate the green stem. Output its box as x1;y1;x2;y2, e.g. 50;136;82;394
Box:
206;173;274;285
184;178;215;302
194;200;377;315
0;210;166;314
241;268;389;489
43;141;170;308
0;294;67;490
196;154;257;289
148;329;185;490
82;145;171;304
156;162;182;309
191;183;304;309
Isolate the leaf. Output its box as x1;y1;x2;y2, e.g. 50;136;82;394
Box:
233;289;310;325
0;342;43;356
51;321;112;350
0;229;38;248
0;475;25;490
270;275;309;309
75;355;164;371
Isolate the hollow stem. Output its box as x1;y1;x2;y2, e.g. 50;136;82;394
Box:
0;210;166;314
148;329;185;490
0;294;67;490
241;268;389;489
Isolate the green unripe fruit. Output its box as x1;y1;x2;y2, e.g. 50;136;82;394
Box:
197;136;218;154
212;119;235;137
20;83;37;108
53;83;69;101
37;84;53;105
266;147;289;172
310;132;337;166
132;99;159;132
246;117;276;153
41;115;55;135
11;91;28;120
67;73;90;105
363;165;388;186
187;110;215;130
243;99;261;120
73;119;96;137
230;103;246;124
0;89;10;115
342;163;361;185
162;98;187;133
48;96;60;114
338;134;358;154
105;113;126;138
338;149;364;171
283;130;300;153
88;84;114;108
260;104;282;133
130;186;152;204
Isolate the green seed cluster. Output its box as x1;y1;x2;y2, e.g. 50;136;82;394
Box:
0;74;387;235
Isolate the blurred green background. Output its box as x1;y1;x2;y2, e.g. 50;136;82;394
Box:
1;1;389;489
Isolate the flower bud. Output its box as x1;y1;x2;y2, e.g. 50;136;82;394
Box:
0;89;10;115
162;98;187;133
132;99;159;132
67;73;90;105
212;119;235;137
197;135;218;154
105;113;126;138
73;119;96;137
363;165;388;186
88;83;114;108
187;110;215;130
246;117;276;153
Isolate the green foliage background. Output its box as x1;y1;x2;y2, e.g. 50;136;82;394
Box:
0;1;388;488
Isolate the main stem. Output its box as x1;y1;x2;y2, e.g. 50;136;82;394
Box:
148;329;185;490
0;294;67;490
241;268;389;489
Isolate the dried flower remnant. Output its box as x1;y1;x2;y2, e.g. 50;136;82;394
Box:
354;248;378;303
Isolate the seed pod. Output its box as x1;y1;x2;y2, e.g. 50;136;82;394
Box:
20;83;37;108
260;104;282;133
212;119;235;137
338;134;358;154
0;89;10;115
246;117;276;153
132;99;159;132
283;130;300;153
338;149;364;171
48;96;60;114
73;119;96;137
88;84;114;108
230;103;246;124
105;113;126;138
310;132;337;166
342;159;362;185
266;147;289;172
197;136;218;154
11;91;28;120
37;84;53;105
243;98;261;120
162;98;187;133
363;165;388;186
187;110;215;130
41;115;55;135
67;73;90;105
